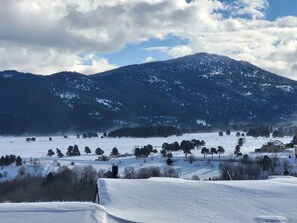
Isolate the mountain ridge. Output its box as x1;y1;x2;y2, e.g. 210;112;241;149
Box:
1;52;297;135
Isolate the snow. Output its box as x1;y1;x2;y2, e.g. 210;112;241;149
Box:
275;85;294;92
0;133;295;181
97;177;297;223
0;202;114;223
1;177;297;223
95;98;122;111
57;92;78;100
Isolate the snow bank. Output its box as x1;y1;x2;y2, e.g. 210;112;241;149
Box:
1;177;297;223
98;177;297;223
0;202;130;223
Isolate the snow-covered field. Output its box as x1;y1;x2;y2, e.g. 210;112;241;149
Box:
1;176;297;223
0;132;295;180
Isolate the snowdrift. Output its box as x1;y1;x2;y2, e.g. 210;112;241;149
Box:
98;176;297;223
1;177;297;223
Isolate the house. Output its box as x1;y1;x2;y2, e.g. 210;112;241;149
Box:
259;140;286;153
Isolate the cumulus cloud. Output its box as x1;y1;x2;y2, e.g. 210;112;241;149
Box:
0;0;296;79
143;56;155;63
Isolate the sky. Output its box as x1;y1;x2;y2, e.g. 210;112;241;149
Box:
0;0;297;79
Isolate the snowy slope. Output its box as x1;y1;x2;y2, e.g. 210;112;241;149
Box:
1;177;297;223
98;177;297;223
0;202;109;223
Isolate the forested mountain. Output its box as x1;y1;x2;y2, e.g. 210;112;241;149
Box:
1;53;297;134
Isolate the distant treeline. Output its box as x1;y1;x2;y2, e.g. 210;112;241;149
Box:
108;126;182;138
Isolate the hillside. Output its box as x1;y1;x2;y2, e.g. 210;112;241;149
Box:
1;53;297;134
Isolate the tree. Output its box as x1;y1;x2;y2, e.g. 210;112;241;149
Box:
47;149;55;157
73;145;81;156
66;145;80;156
234;145;241;156
180;140;194;158
201;147;209;159
166;158;173;165
56;148;64;158
84;146;91;155
191;139;202;149
238;138;244;146
210;147;217;158
217;146;225;158
110;147;120;157
15;156;22;166
95;148;104;155
293;133;297;145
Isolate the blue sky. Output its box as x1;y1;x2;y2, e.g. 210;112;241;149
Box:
97;0;297;69
0;0;297;79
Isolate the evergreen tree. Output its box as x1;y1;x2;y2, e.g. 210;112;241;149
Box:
15;156;22;166
95;148;104;155
234;145;241;156
56;148;64;158
84;146;91;155
73;145;80;156
110;147;120;157
47;149;55;157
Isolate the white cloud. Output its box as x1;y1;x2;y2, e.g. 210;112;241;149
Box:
145;45;192;58
143;56;155;63
0;0;296;79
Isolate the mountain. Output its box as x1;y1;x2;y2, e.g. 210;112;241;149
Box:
1;53;297;135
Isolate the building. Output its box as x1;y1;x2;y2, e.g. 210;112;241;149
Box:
259;140;286;153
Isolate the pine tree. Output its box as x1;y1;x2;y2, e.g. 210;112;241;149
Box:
85;146;91;155
47;149;55;157
95;148;104;155
15;156;22;166
56;148;64;158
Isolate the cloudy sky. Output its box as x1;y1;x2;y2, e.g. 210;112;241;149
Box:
0;0;297;79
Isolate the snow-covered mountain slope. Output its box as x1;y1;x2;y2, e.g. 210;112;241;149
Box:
98;177;297;223
1;53;297;134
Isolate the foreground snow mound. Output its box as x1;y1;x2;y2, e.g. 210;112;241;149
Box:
0;202;126;223
98;177;297;223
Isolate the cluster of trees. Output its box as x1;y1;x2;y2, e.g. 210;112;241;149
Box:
0;154;22;166
25;137;36;142
134;144;157;158
201;146;225;159
47;146;106;158
77;132;99;139
108;126;181;138
123;166;181;179
246;125;270;138
219;155;290;180
219;130;231;136
272;126;297;138
0;165;100;202
161;139;206;158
